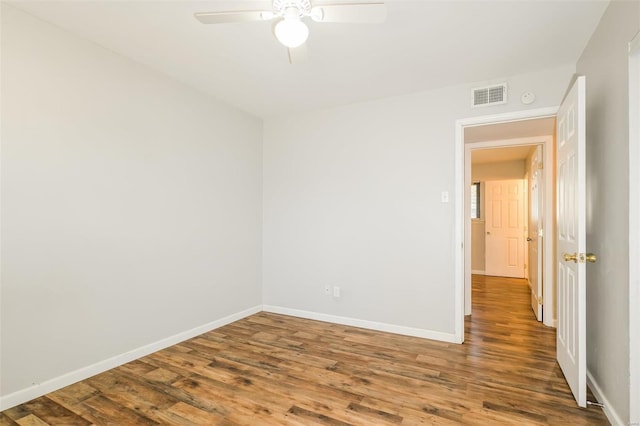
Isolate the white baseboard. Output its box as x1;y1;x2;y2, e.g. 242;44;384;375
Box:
1;305;459;410
0;305;262;411
471;270;485;275
587;370;624;426
262;305;459;344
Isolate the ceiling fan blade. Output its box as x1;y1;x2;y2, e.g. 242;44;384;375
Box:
288;44;309;64
194;10;273;25
311;3;386;23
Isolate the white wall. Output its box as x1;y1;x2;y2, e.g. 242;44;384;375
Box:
470;221;486;273
472;160;525;182
1;5;262;402
576;0;640;423
263;65;574;337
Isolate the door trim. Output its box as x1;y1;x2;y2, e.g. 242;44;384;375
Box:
454;107;558;343
628;30;640;425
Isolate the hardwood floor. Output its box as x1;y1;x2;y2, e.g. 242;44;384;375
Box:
1;275;608;425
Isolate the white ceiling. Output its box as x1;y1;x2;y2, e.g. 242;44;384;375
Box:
8;0;609;118
465;116;556;144
471;145;535;165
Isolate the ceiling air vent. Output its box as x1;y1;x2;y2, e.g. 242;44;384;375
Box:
472;83;507;107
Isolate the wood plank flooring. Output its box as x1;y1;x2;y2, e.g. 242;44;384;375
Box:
1;275;608;425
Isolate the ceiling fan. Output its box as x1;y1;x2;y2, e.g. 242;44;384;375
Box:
194;0;387;63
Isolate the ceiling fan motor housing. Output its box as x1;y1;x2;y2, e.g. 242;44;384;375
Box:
273;0;312;17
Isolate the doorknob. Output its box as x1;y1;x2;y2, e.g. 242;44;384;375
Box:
527;237;533;242
563;252;578;263
486;232;491;235
583;253;597;263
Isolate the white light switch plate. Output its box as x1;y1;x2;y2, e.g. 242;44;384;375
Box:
441;191;449;203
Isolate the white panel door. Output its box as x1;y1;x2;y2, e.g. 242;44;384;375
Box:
556;76;586;408
485;179;526;278
528;146;544;321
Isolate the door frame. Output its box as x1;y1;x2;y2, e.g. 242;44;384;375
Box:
628;31;639;425
454;107;558;342
528;145;544;321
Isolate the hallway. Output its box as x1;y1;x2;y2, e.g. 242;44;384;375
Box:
465;274;605;424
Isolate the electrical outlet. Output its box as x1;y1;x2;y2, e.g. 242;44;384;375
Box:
333;286;341;298
324;285;331;295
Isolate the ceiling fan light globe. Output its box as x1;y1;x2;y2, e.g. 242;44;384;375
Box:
274;18;309;48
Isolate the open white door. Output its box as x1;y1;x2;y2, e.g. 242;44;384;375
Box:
528;146;543;321
556;76;587;407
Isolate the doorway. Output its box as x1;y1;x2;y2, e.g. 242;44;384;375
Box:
470;154;530;279
466;136;553;323
453;107;558;343
470;146;543;319
466;129;556;329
